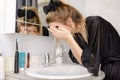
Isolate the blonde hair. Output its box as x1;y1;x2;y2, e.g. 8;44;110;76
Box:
17;6;43;35
46;1;88;42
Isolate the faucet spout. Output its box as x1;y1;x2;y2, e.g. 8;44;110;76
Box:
44;54;50;67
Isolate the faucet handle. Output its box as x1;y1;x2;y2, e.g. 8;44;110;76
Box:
56;53;63;58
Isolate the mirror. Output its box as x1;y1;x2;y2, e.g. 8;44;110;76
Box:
15;0;49;36
1;0;68;35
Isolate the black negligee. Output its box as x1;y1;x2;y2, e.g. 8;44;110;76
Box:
68;16;120;80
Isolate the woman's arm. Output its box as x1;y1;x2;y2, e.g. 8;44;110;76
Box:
66;35;83;64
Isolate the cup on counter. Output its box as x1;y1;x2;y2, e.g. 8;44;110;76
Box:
19;51;26;71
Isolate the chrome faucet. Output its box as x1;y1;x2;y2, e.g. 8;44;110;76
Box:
44;38;64;67
44;53;50;67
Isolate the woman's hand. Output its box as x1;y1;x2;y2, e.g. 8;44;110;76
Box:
48;22;83;64
49;26;73;42
27;30;40;35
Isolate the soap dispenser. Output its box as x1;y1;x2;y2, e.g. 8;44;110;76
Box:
0;51;5;80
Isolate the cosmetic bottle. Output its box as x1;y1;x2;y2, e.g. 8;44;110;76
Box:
0;51;5;80
27;53;30;68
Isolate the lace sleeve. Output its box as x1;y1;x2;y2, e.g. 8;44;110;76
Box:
68;50;79;64
68;48;100;76
81;48;100;76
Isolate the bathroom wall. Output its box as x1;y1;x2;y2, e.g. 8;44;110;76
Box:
0;33;54;56
0;33;55;72
85;0;120;34
0;33;72;72
67;0;86;16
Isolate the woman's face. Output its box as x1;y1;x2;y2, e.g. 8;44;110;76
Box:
19;25;40;35
27;25;40;35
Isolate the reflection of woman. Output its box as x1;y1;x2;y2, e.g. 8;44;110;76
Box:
17;6;49;36
44;0;120;80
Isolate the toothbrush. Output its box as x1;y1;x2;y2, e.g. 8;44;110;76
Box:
14;38;19;73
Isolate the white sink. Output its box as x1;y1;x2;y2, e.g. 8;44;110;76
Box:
25;64;92;79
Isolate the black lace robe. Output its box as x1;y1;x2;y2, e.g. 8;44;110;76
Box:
69;16;120;80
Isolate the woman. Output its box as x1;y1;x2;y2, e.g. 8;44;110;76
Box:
17;6;49;36
43;0;120;80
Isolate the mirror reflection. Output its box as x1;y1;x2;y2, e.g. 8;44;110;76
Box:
16;0;49;36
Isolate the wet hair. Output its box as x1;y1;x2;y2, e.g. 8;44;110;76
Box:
44;0;88;42
17;6;42;35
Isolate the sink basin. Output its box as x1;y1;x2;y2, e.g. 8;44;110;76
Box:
25;64;92;79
